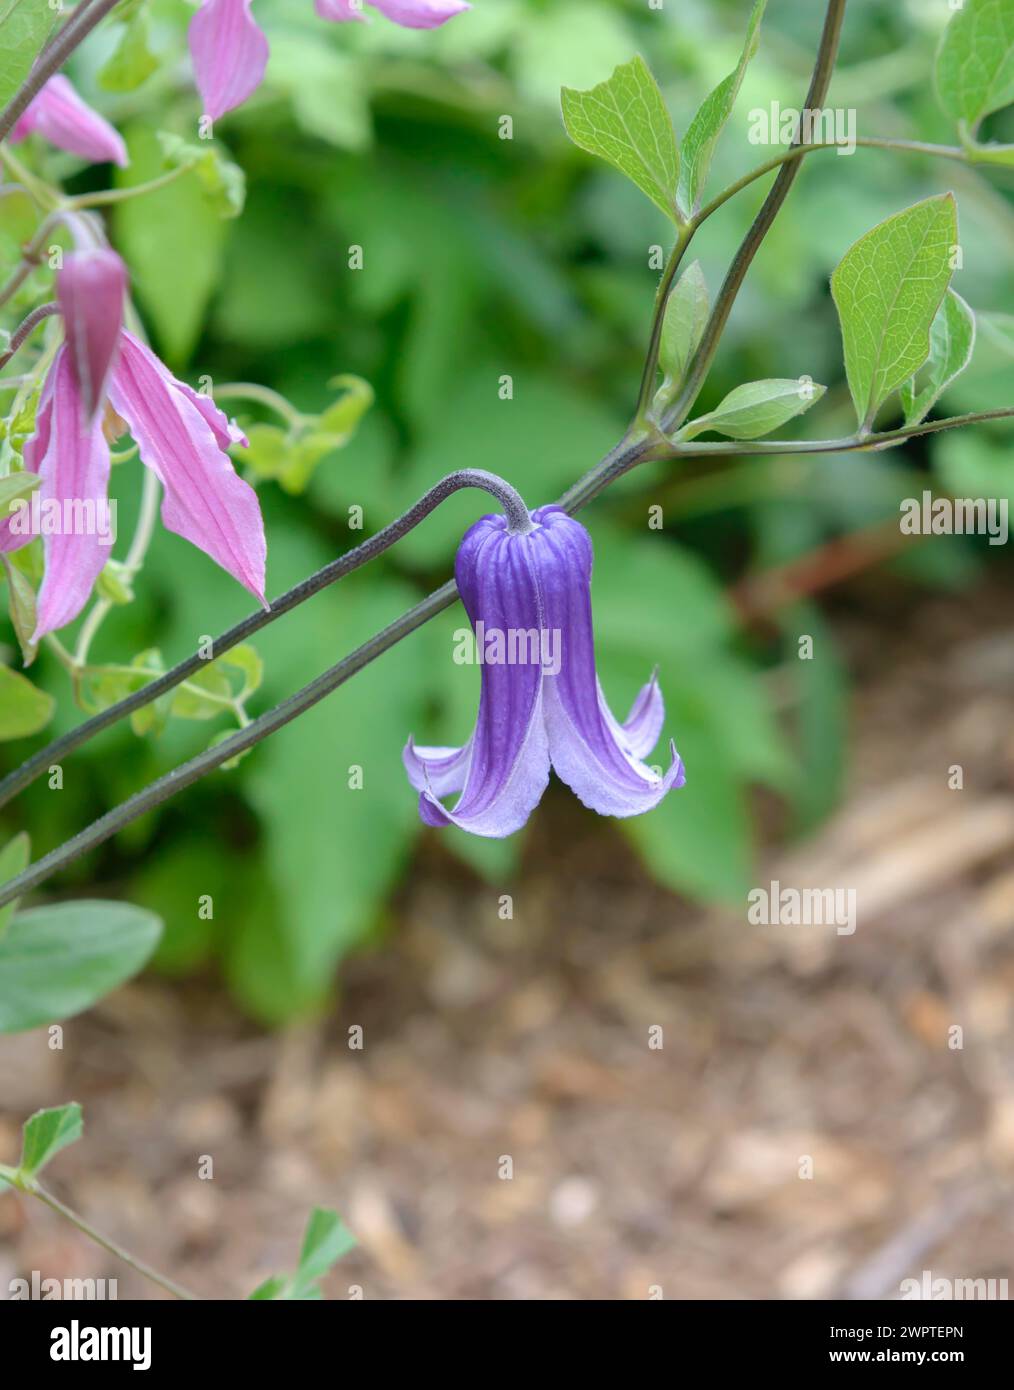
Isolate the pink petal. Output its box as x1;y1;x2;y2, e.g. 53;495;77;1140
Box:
56;249;127;424
10;75;127;167
108;333;266;605
315;0;367;19
30;350;113;641
189;0;270;120
371;0;470;27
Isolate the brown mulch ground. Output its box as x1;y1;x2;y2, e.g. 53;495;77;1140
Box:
2;582;1014;1300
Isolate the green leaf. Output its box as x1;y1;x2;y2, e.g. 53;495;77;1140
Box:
236;572;427;1020
677;0;766;216
0;663;53;739
114;124;227;364
233;423;290;482
292;1209;357;1294
830;195;958;430
218;644;262;699
0;900;162;1033
171;663;234;721
0;470;40;519
2;553;38;666
98;9;158;93
268;37;372;150
561;56;681;224
0;0;58;110
936;0;1014;131
248;1208;356;1300
18;1103;83;1180
0;831;29;940
900;289;976;426
657;260;709;397
678;378;826;441
157;132;246;220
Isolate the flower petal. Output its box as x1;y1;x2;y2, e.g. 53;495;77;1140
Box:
599;669;664;760
315;0;367;19
10;75;127;167
189;0;270;120
403;735;472;796
57;249;127;424
533;507;686;817
371;0;471;28
29;350;113;640
108;333;266;604
416;518;550;837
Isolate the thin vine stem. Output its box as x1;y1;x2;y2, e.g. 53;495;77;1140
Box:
662;0;849;433
0;301;57;369
26;1180;198;1301
0;469;533;815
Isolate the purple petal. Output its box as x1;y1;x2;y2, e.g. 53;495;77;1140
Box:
599;670;664;760
27;350;113;640
108;333;266;605
403;735;472;796
189;0;269;120
10;76;127;167
56;249;126;424
371;0;471;27
533;507;685;817
417;518;550;837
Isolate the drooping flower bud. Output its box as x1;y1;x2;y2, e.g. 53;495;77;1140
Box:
56;249;127;425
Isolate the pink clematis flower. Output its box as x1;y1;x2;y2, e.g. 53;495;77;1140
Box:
0;250;266;643
190;0;470;120
10;75;128;167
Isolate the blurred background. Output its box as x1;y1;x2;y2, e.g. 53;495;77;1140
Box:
2;0;1014;1298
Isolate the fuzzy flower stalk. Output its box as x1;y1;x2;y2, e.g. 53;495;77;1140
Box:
404;504;686;837
0;249;266;644
190;0;471;120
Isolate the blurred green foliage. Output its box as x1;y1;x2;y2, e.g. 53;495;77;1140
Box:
1;0;1012;1021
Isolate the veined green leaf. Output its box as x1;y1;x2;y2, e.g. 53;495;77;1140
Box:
0;901;162;1033
831;195;957;430
678;378;826;441
901;289;976;426
936;0;1014;131
18;1103;83;1180
0;0;57;110
657;260;709;397
677;0;766;217
561;56;681;224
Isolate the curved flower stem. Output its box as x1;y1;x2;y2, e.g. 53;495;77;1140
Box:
0;469;531;817
649;408;1014;458
0;301;58;369
65;162;198;210
695;136;968;226
0;0;122;145
662;0;849;434
22;1179;198;1301
212;381;308;428
73;466;161;669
